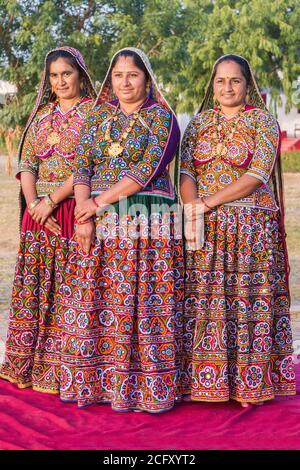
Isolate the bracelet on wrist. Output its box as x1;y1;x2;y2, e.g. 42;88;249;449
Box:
44;193;58;209
28;198;40;211
75;218;93;225
91;196;100;208
202;196;214;210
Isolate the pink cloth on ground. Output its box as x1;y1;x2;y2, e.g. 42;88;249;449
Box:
0;363;299;450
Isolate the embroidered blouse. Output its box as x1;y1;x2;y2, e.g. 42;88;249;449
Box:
180;106;280;211
18;97;93;196
73;99;180;200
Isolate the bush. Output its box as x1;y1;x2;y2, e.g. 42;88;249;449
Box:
0;134;6;154
0;134;19;156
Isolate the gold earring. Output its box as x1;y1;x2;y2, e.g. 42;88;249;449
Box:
146;82;151;94
80;81;85;96
50;87;56;100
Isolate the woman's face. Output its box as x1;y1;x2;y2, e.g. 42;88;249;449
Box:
213;60;248;109
111;56;147;106
49;57;81;101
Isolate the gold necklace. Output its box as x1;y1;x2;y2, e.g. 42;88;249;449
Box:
104;105;142;158
46;98;82;146
211;105;245;157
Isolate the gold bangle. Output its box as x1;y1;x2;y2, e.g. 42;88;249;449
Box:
28;198;40;210
44;193;58;209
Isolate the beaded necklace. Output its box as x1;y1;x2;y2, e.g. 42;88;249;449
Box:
104;100;147;158
211;104;245;157
46;98;82;146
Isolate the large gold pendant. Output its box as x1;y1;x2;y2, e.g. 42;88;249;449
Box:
215;143;224;156
221;146;228;156
108;142;124;157
47;131;61;146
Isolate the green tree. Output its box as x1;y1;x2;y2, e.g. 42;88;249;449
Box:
0;0;299;131
0;0;114;128
106;0;188;110
179;0;300;113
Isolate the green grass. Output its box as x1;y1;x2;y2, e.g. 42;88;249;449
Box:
281;151;300;173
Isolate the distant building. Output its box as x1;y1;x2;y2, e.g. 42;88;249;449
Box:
271;93;300;138
0;80;17;107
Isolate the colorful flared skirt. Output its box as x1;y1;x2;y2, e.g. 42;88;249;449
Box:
57;196;184;412
180;205;296;403
0;198;75;392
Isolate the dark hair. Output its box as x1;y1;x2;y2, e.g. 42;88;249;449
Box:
212;54;251;86
46;50;83;78
110;50;150;81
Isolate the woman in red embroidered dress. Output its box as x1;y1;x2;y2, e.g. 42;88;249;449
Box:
180;54;296;407
0;47;96;393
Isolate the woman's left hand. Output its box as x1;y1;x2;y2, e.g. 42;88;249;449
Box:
29;199;55;226
184;198;208;221
75;199;97;223
74;220;95;254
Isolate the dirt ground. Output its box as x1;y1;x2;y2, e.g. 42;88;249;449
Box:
0;157;300;361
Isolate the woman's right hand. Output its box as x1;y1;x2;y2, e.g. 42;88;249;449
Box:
29;198;55;226
184;217;198;246
75;220;95;254
184;200;205;250
28;203;61;236
184;198;206;221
